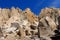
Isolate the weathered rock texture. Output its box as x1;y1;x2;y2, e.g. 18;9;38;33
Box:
0;7;59;40
38;8;60;40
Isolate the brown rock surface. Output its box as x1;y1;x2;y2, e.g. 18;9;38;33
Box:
0;7;59;40
38;8;60;40
24;8;38;25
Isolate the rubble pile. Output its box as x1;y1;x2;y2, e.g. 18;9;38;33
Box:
0;7;59;40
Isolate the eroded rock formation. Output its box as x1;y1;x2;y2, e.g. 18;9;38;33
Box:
0;7;59;40
38;8;60;40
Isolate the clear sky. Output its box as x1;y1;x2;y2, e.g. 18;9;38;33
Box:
0;0;60;15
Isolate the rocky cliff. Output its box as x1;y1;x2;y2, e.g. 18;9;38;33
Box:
0;7;59;40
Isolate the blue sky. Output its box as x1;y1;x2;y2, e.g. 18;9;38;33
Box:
0;0;60;15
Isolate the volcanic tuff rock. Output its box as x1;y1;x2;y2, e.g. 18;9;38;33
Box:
0;7;59;40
